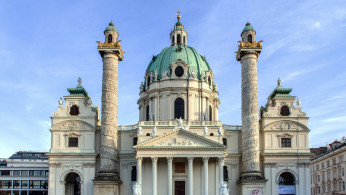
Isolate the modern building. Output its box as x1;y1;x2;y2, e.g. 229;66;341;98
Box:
48;13;311;195
0;151;49;195
311;138;346;195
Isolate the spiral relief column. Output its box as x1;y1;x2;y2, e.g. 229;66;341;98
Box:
236;23;266;194
94;22;124;195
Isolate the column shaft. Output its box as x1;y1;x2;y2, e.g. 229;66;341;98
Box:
152;157;158;195
137;157;142;193
167;157;173;195
187;157;194;195
203;157;209;195
240;54;261;177
99;52;120;175
218;157;224;195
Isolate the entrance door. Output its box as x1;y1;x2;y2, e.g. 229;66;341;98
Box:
175;181;185;195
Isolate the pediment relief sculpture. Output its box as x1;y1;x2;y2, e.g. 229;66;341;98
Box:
52;120;94;131
264;121;308;131
135;129;225;149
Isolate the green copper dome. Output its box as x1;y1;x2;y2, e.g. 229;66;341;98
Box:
104;22;118;33
175;20;183;26
146;45;211;80
242;22;255;33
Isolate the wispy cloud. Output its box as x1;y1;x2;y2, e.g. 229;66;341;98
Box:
284;64;325;81
263;22;322;58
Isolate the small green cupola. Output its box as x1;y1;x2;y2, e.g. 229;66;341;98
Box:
104;21;119;43
267;78;293;100
66;77;90;99
170;11;188;46
241;22;256;43
104;22;118;34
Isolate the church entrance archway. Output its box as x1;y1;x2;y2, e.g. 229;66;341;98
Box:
278;172;295;195
65;172;81;195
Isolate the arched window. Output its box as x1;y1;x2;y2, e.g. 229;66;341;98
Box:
174;98;184;119
172;36;175;44
146;105;150;121
147;76;150;87
209;105;212;121
177;34;181;45
247;34;253;43
70;105;79;116
210;133;214;136
183;36;186;44
108;34;112;43
208;76;211;86
65;172;81;195
279;172;295;185
280;105;290;116
146;133;150;136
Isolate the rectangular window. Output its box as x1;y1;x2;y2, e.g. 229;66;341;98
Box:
0;180;12;189
133;137;138;146
175;162;185;173
13;170;20;176
29;170;34;176
327;161;330;167
322;162;325;169
13;180;20;189
68;137;78;147
41;180;48;189
34;170;41;176
29;180;41;189
333;158;336;166
340;155;344;163
22;170;29;177
45;170;49;176
21;180;28;189
222;138;227;146
0;170;11;176
281;138;291;147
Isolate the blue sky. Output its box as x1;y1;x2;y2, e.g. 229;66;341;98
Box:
0;0;345;158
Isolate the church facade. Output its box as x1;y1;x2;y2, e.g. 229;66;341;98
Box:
47;14;311;195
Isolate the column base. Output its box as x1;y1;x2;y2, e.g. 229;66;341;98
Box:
93;180;121;195
94;171;122;182
237;175;267;195
93;172;122;195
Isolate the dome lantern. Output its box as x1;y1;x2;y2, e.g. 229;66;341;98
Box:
170;10;188;46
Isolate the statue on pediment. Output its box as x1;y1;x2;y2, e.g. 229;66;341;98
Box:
204;125;208;136
177;117;183;128
137;125;142;135
218;126;223;136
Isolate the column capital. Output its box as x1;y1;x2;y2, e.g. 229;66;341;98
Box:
167;157;173;162
203;157;209;161
136;157;143;161
151;157;158;163
187;157;194;161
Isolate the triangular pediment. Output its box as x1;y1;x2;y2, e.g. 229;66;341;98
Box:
134;129;226;150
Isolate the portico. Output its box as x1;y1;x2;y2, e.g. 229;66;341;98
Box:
134;129;226;195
